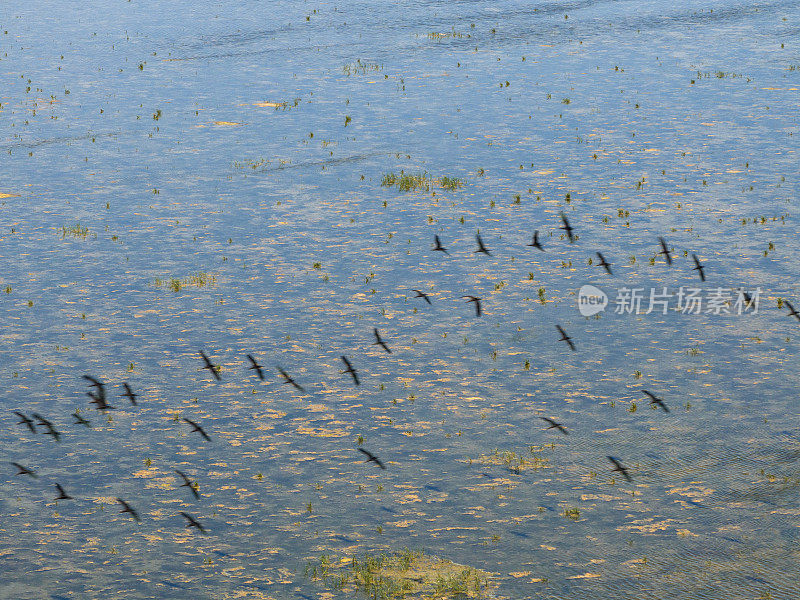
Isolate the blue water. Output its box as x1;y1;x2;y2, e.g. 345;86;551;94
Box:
1;1;799;598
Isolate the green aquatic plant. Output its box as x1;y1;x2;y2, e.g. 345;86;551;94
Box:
154;272;217;292
304;548;493;599
61;223;89;239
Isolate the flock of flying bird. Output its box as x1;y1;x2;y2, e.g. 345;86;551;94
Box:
8;211;800;533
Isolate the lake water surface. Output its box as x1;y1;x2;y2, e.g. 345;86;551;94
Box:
1;1;799;598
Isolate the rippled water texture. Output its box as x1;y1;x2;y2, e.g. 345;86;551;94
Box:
1;0;799;598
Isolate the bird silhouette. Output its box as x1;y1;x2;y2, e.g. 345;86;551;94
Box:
539;417;568;435
11;462;37;477
72;410;91;428
276;366;306;393
341;356;360;386
182;418;211;441
641;390;669;413
199;350;221;381
596;252;613;275
117;497;140;522
412;289;432;305
432;235;450;255
785;300;800;322
358;448;386;469
560;212;575;243
527;231;544;251
32;414;61;442
175;470;200;499
54;483;73;500
179;511;207;533
372;328;392;353
556;325;575;351
14;411;36;434
658;237;672;266
82;375;104;391
607;456;632;482
691;254;705;282
474;233;492;255
247;354;265;381
120;382;138;406
87;390;114;411
462;295;482;317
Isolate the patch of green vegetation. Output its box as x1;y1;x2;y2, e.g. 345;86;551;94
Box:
474;447;549;473
424;27;469;40
61;223;90;239
343;59;383;76
563;507;581;521
304;548;493;599
154;272;217;292
381;171;464;193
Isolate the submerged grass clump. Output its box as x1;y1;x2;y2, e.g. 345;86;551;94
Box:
304;548;493;599
381;170;464;193
154;272;217;292
61;223;90;239
343;59;383;76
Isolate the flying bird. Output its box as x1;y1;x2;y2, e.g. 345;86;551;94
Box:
32;413;61;441
556;325;575;351
11;463;37;477
539;417;568;435
462;295;482;317
117;497;140;522
785;300;800;322
72;410;91;428
33;416;61;442
372;328;391;353
474;233;492;255
358;448;386;470
120;382;138;405
54;483;73;501
527;231;544;251
641;390;669;413
87;390;114;411
13;411;36;434
658;237;672;266
432;235;450;255
607;456;632;482
82;375;104;391
182;418;211;441
175;470;200;499
276;366;306;393
179;511;207;533
246;354;265;381
341;356;360;386
560;212;575;243
412;289;432;305
596;252;613;275
691;254;705;282
199;350;221;381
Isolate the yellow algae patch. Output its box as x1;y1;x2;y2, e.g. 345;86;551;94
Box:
532;169;555;175
388;519;416;527
0;192;20;198
677;529;700;537
295;425;349;437
509;571;531;578
567;573;602;579
213;121;243;126
252;101;286;108
619;518;679;533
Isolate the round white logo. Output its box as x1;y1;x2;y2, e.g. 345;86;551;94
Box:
578;284;608;317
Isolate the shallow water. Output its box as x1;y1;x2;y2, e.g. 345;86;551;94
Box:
1;0;799;598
